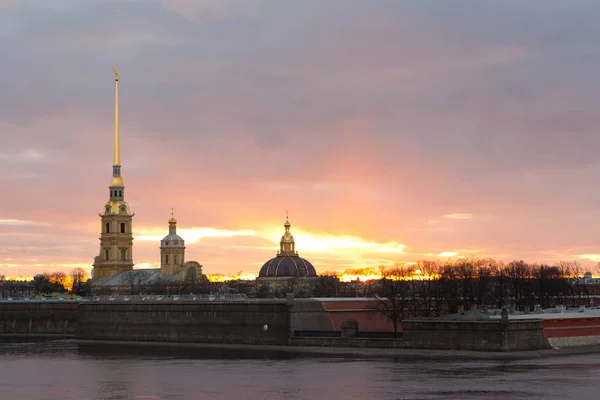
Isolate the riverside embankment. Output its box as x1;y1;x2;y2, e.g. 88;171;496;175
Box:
2;298;600;353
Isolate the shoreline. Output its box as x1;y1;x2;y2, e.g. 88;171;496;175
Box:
2;334;600;360
71;338;600;361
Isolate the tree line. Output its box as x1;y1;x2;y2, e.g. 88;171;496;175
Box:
372;258;597;336
0;267;90;298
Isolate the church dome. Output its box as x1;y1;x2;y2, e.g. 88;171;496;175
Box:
160;214;185;248
161;233;185;247
258;216;316;278
259;255;316;277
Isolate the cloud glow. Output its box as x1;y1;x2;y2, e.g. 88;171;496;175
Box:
437;251;459;257
579;254;600;262
135;227;256;243
443;214;473;220
0;219;50;227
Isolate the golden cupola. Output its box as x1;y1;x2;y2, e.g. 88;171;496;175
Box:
278;216;296;256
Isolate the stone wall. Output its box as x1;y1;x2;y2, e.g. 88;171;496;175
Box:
76;300;291;345
402;319;551;351
290;299;334;333
0;301;78;334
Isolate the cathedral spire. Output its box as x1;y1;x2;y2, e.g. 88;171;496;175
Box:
113;68;120;167
109;68;124;199
109;68;125;201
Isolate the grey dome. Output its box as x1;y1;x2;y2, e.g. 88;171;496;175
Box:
259;255;316;277
161;233;185;248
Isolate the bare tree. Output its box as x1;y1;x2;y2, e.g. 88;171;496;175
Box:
406;260;441;317
122;271;147;295
70;267;87;294
372;264;411;337
313;275;339;297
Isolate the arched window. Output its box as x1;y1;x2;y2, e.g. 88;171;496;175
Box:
120;223;125;233
120;249;126;260
105;223;110;233
105;249;110;260
166;255;169;264
174;255;178;265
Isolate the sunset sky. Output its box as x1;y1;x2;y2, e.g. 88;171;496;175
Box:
2;0;600;279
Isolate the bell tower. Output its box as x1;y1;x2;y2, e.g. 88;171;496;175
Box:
160;210;186;275
92;69;135;279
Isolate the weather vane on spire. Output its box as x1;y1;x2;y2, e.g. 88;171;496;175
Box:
113;68;119;79
171;208;174;218
286;209;289;220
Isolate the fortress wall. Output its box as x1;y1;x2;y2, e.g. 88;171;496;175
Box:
402;319;551;352
76;300;291;345
0;301;79;334
290;299;334;333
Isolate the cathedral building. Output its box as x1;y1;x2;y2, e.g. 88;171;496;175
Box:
91;70;203;292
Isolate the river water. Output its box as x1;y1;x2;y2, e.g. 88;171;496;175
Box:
0;339;599;400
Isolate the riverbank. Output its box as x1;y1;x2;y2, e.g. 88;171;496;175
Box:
70;338;600;361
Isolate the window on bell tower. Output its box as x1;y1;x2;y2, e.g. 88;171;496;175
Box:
105;249;110;260
106;223;110;233
174;255;178;264
166;255;169;264
120;223;125;233
120;249;126;260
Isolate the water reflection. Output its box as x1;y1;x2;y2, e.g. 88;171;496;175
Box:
0;339;599;400
77;342;340;360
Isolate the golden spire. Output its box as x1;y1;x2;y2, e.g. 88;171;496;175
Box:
169;208;177;224
113;68;120;166
109;68;124;188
